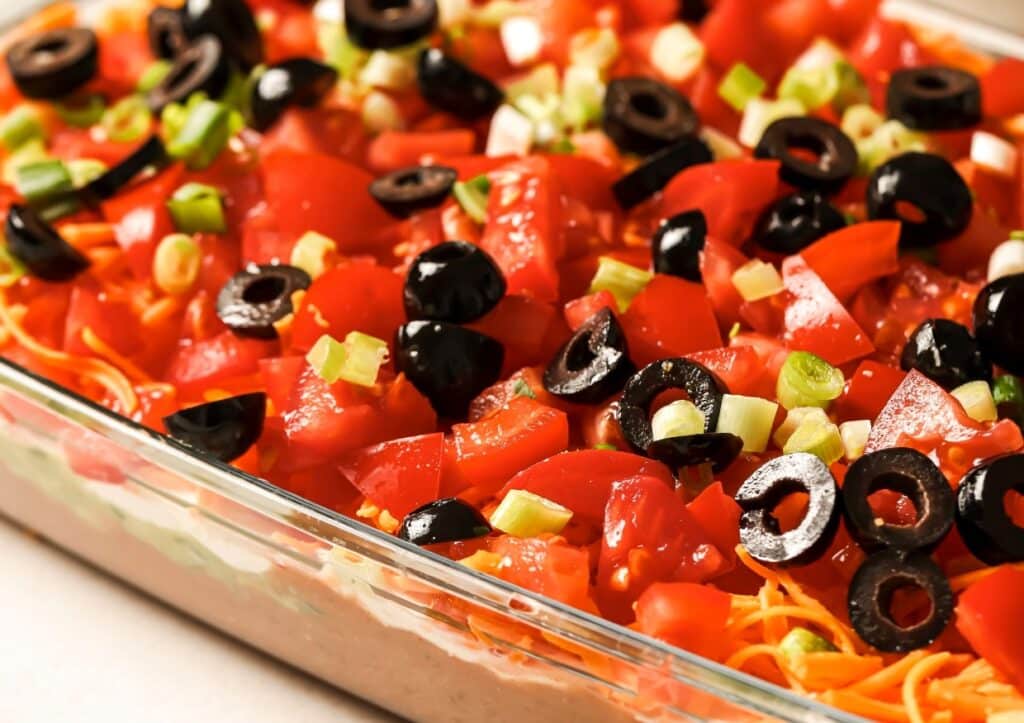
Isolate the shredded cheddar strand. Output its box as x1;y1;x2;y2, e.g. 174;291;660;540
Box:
820;690;911;722
904;653;952;723
81;327;153;384
846;651;931;696
948;563;1024;592
140;295;185;327
58;223;117;250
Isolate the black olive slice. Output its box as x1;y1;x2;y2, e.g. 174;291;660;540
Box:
543;308;633;405
146;35;232;113
866;152;972;249
370;165;458;219
651;209;707;282
842;448;955;553
345;0;438;50
752;191;847;254
611;136;712;209
974;274;1024;376
617;358;727;453
754;117;857;195
163;392;266;463
6;28;99;100
679;0;710;22
394;321;504;419
183;0;263;69
403;240;506;323
602;77;700;156
81;135;168;204
899;319;992;391
735;453;842;567
887;66;981;131
5;204;89;282
956;455;1024;565
216;264;312;339
417;49;503;121
250;58;338;132
398;498;491;546
147;7;188;59
647;433;743;473
847;549;954;652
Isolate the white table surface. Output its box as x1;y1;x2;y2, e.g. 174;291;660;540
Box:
0;520;401;723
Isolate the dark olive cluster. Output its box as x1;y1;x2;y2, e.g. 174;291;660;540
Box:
736;448;1024;653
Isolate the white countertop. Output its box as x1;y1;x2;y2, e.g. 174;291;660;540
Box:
0;520;401;723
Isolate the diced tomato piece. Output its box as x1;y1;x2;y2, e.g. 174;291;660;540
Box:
848;17;931;104
685;482;742;566
49;127;138;167
622;274;722;368
167;332;277;395
499;449;675;527
339;433;445;517
93;30;151;96
378;374;438;440
687;345;772;398
450;397;569;495
661;161;782;246
467;294;564;373
258;356;307;412
491;535;597;612
367;130;476;173
258;107;368;165
954;161;1016;226
956;566;1024;690
546;154;619;211
700;236;749;331
800;221;900;304
536;0;595;64
937;204;1010;276
765;0;837;65
290;261;405;353
832;360;906;423
597;475;727;622
261;150;395;253
829;0;882;42
700;0;777;76
63;282;142;357
564;290;616;331
981;58;1024;118
480;157;564;302
635;582;732;660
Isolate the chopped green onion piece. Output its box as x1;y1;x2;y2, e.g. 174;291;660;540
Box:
15;159;73;203
737;97;805;148
0;243;27;288
561;64;605;131
489;489;573;537
320;24;368;80
166;99;232;170
55;94;106;128
290;231;337;280
594;442;617;451
1011;230;1024;241
505;63;560;103
547;137;575;154
570;28;620;71
2;138;48;186
716;394;779;453
778;62;866;113
952;380;998;423
855;120;926;175
652;400;706;442
0;105;45;151
650;23;704;84
840;103;884;141
153;233;201;295
777;351;845;411
512;378;536;399
589;256;653;312
101;95;152;143
732;259;784;302
453;174;491;224
137;60;172;93
839;419;871;462
362;90;405;132
779;628;838;658
167;182;227;234
67;158;108;188
993;374;1024;424
718;62;766;112
773;407;830;449
308;331;390;387
783;416;844;464
359;50;416;90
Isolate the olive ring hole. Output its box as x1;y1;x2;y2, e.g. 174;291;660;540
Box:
880;578;935;630
243;275;288;305
630;91;667;120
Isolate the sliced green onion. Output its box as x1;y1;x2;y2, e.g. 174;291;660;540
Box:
67;158;108;188
505;63;560;103
561;64;605;132
773;406;830;449
716;394;779;453
779;628;838;659
840;103;884;141
783;416;844;464
732;259;784;302
512;378;536;399
0;105;45;151
594;442;617;451
1011;230;1024;241
290;231;337;280
777;351;845;411
153;233;201;295
993;374;1024;424
839;419;871;462
650;23;704;83
952;380;998;423
320;24;368;80
2;138;48;186
570;28;620;71
167;182;227;234
138;60;172;93
589;256;653;312
0;243;27;288
306;331;390;387
55;94;106;128
778;62;866;113
166;99;232;170
15;159;74;203
490;489;573;537
718;62;766;112
101;95;152;143
453;174;491;224
737;97;805;148
856;120;927;175
652;400;706;442
362;90;405;132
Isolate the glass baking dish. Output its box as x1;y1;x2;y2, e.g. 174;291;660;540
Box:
0;2;1019;722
